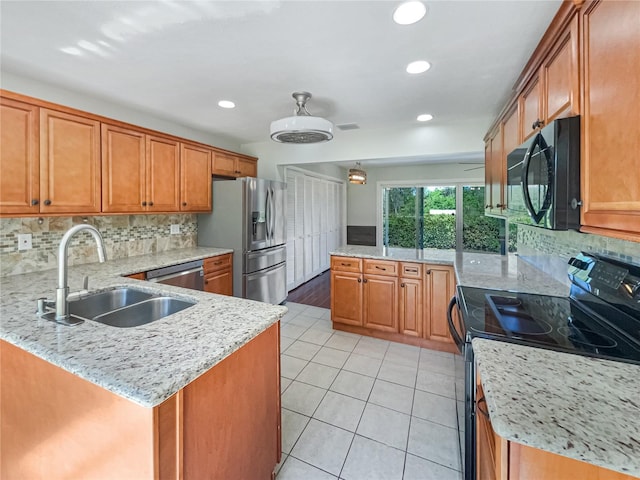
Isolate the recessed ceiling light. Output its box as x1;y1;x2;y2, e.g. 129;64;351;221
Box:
406;60;431;74
393;1;427;25
417;114;433;122
218;100;235;109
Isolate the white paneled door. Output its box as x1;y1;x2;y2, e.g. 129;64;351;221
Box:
285;169;345;291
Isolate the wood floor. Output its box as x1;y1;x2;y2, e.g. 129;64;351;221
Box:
286;270;330;309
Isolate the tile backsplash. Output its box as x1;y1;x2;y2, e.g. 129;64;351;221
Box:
517;224;640;286
0;214;197;277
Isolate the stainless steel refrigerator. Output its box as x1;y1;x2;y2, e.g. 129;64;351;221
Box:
197;177;287;305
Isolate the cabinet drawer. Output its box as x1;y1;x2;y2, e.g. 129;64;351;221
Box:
363;259;397;276
331;256;362;273
204;254;232;274
400;262;422;278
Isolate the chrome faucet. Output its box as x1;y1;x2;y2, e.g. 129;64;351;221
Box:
55;224;107;322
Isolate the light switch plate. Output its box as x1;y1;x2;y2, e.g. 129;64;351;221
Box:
17;233;32;251
170;224;180;235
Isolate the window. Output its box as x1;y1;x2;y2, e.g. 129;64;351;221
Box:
380;183;512;253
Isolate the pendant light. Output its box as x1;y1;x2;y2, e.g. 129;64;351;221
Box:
348;162;367;184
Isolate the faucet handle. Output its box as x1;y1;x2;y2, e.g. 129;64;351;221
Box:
36;297;55;315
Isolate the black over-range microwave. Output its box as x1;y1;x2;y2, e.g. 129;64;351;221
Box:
505;115;581;230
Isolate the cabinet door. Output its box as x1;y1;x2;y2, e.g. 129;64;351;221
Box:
0;98;39;215
146;135;180;212
236;157;257;177
424;265;456;343
399;277;423;337
101;124;146;213
40;109;101;213
500;106;519;213
543;14;579;123
212;151;237;177
489;127;505;214
580;0;640;239
519;76;542;142
180;143;211;212
204;269;232;296
330;271;363;326
363;274;398;333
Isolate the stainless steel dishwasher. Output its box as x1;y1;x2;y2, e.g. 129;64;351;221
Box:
146;260;204;291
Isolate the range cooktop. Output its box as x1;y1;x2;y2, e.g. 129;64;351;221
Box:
457;253;640;365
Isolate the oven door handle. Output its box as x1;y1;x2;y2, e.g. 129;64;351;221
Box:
447;295;464;354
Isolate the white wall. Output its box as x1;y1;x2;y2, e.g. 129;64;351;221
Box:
1;72;241;151
347;163;484;226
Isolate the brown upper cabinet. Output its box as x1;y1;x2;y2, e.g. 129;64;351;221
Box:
484;102;516;216
0;90;255;217
486;1;639;242
518;12;579;142
579;0;640;241
1;102;102;215
484;125;503;214
0;98;39;215
180;143;212;212
212;150;257;178
40;109;101;214
101;126;180;213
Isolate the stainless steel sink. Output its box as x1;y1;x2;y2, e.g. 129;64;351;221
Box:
69;288;155;320
91;297;195;328
48;287;197;327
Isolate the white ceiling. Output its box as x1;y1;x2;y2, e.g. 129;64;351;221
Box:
0;0;561;158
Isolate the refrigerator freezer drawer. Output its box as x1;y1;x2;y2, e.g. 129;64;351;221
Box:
243;262;287;305
244;245;287;274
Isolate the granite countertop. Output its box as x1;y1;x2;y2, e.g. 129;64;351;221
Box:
0;247;287;408
330;246;569;297
473;338;640;477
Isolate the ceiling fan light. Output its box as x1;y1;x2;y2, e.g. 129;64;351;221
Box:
348;162;367;184
270;115;334;144
270;92;334;144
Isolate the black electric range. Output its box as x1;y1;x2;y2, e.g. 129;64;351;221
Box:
450;252;640;480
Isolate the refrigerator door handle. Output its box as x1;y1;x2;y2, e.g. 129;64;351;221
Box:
264;187;271;241
270;187;276;242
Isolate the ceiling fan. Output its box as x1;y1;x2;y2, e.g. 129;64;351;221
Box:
458;162;484;172
270;92;334;144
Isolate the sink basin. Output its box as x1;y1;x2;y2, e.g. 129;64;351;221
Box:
69;288;155;320
90;297;195;328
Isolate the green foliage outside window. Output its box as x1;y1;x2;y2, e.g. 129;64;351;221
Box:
384;186;517;252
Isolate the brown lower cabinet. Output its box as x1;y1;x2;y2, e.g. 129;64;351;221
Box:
330;256;457;353
0;323;281;480
476;374;636;480
203;253;233;296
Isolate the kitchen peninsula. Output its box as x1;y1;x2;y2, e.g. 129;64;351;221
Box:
0;247;287;479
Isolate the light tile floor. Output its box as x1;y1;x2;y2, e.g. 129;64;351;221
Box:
276;302;466;480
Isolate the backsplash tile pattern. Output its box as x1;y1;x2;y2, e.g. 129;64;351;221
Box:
0;215;197;277
517;224;640;286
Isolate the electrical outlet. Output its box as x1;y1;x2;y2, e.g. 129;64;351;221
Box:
170;224;180;235
17;233;32;251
